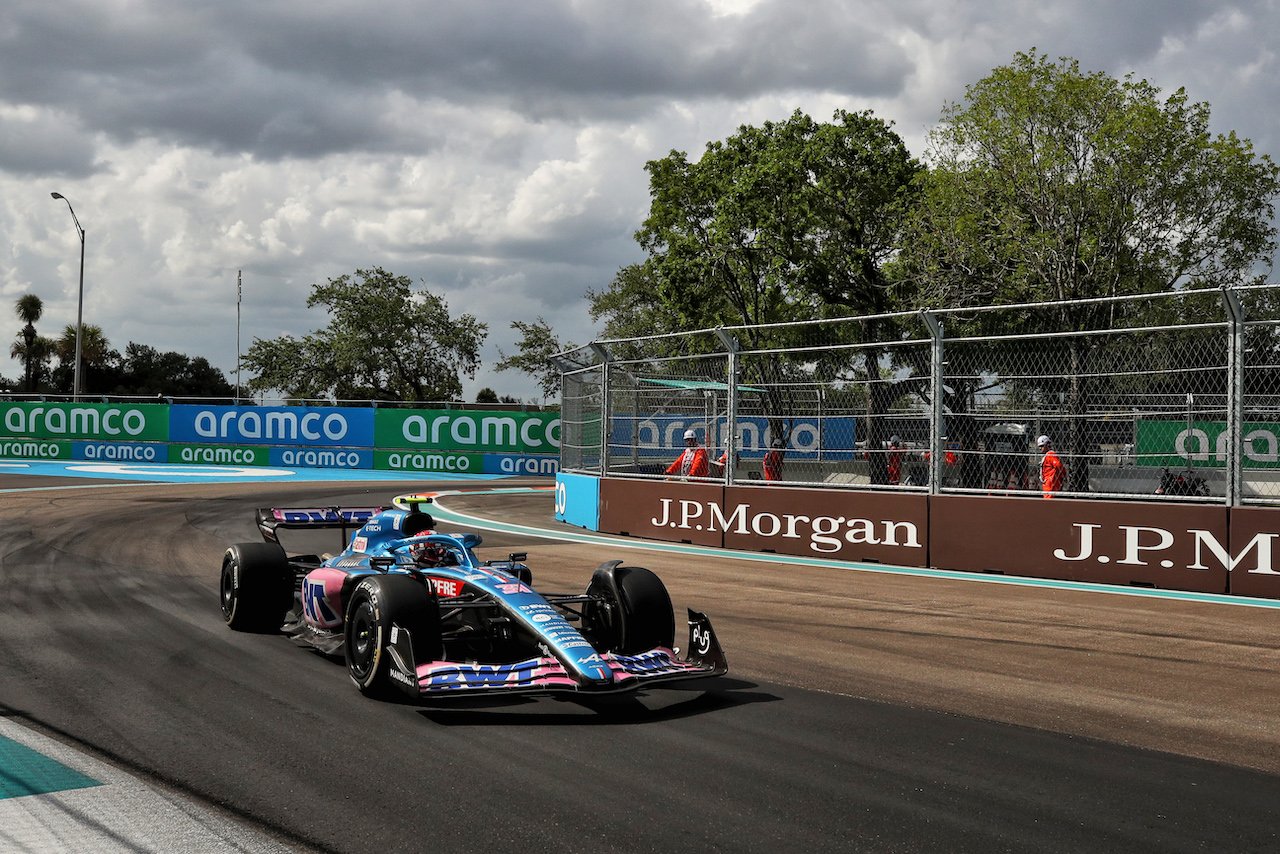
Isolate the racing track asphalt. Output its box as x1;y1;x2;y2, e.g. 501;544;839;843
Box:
0;473;1279;853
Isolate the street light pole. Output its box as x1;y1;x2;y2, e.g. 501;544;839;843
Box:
50;192;85;402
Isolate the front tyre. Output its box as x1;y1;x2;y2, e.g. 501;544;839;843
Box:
617;567;676;652
584;563;675;654
344;574;441;700
221;542;292;633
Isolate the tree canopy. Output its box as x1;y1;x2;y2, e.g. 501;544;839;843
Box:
7;294;235;398
108;343;234;398
243;267;487;402
628;108;921;335
901;49;1279;312
494;317;573;403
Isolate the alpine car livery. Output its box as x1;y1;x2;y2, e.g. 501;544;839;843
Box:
219;500;727;701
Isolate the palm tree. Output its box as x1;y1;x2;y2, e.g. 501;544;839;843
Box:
55;324;111;395
12;294;45;392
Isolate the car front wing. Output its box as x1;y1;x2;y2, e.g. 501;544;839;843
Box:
389;609;728;699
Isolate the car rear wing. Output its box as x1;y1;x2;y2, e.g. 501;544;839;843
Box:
255;506;387;545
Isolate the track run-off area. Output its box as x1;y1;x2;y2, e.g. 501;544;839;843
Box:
0;461;1278;853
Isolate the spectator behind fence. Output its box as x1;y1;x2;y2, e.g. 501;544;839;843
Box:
666;429;710;480
887;435;904;485
712;446;736;474
763;438;786;481
1038;434;1066;497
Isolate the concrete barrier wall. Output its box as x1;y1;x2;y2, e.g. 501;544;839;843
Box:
560;474;1280;599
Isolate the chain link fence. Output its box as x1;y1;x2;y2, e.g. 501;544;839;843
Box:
558;284;1280;505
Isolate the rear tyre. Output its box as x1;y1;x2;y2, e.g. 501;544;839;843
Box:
221;543;292;633
584;565;675;654
344;574;441;700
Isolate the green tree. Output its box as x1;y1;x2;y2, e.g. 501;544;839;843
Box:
494;317;574;403
587;264;685;349
908;50;1277;307
11;294;51;393
603;109;923;479
243;268;487;402
475;387;499;404
109;343;234;397
634;109;920;331
901;51;1280;488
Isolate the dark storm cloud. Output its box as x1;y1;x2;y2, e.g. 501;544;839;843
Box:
0;0;913;161
5;0;1277;401
0;109;98;177
223;2;910;100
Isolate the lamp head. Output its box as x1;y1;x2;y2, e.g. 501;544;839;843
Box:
51;192;64;200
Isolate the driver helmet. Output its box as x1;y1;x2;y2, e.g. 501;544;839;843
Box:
409;541;447;567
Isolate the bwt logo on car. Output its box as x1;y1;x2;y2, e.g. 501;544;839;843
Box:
278;509;375;524
192;409;350;441
651;499;923;554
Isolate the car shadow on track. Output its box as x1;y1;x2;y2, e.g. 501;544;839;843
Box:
414;677;778;726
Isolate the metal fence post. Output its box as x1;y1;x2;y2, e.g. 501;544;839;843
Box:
921;310;944;496
1221;287;1245;506
716;328;739;486
589;342;611;477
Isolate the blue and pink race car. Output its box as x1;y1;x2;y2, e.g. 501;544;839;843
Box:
219;496;727;701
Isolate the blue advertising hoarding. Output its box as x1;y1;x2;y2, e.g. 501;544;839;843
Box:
73;441;169;463
483;454;560;476
609;415;857;461
169;405;376;448
555;472;599;529
270;447;374;469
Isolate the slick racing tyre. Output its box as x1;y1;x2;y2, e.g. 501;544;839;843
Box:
221;542;293;633
584;564;676;655
344;574;442;700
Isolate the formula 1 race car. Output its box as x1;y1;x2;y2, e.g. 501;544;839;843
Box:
219;502;727;701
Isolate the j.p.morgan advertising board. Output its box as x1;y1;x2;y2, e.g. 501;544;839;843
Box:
575;473;1280;597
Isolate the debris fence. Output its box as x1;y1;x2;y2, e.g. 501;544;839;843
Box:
558;285;1280;505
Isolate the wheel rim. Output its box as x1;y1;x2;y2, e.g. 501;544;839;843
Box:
220;560;236;619
348;600;378;680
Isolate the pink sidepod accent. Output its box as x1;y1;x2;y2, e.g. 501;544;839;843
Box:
301;567;349;629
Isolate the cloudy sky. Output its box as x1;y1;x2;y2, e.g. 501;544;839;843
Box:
2;0;1277;402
